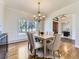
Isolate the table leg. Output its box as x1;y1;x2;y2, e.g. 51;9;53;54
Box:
44;40;46;58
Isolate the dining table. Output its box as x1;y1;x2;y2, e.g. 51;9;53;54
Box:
34;34;54;58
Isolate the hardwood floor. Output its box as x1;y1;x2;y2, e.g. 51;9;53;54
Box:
6;41;28;59
6;41;79;59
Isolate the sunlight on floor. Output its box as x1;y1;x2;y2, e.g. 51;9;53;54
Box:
18;46;28;59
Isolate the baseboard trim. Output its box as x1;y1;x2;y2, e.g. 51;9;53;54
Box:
8;39;28;44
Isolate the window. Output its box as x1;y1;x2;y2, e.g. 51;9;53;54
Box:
18;17;38;33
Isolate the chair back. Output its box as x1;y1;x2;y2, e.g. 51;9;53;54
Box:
49;32;54;35
27;32;35;49
53;34;61;51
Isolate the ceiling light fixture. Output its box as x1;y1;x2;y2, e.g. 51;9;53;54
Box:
33;0;45;22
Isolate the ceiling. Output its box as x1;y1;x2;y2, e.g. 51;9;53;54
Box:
5;0;79;16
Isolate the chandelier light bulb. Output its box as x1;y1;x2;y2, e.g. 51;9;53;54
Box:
60;15;67;20
40;17;43;20
42;16;45;18
38;13;41;16
33;15;36;18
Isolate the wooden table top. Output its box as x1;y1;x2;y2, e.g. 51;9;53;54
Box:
34;34;54;40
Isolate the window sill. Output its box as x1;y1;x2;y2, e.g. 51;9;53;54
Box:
18;33;26;35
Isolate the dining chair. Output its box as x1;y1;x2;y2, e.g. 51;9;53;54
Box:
45;32;54;44
27;32;34;54
27;32;43;56
31;31;41;42
47;34;61;59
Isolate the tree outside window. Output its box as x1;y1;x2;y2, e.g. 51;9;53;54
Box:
18;17;38;33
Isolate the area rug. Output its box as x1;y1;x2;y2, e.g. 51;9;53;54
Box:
28;55;52;59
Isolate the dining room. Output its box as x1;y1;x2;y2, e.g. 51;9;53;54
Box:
1;0;79;59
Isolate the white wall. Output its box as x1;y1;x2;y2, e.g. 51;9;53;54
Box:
39;20;44;32
44;16;52;32
0;0;5;33
4;8;32;43
44;1;79;48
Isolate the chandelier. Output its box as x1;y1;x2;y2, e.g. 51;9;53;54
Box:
33;0;45;22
